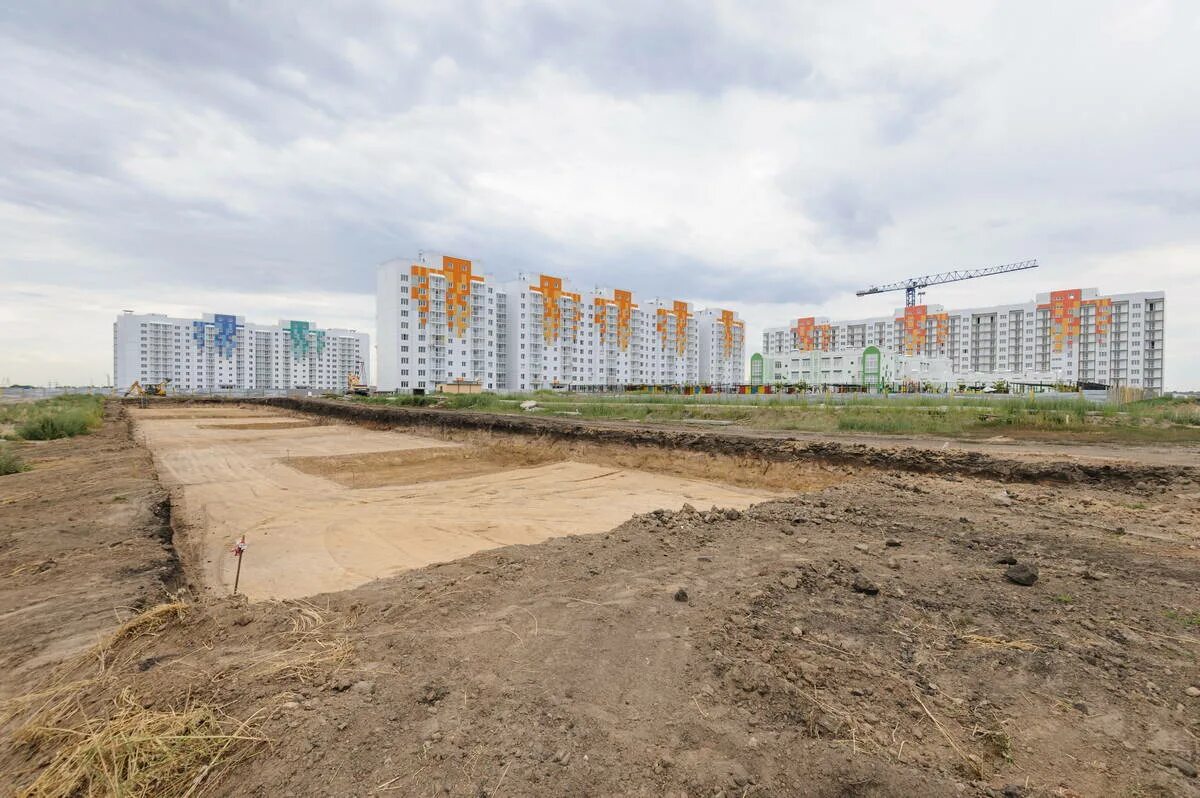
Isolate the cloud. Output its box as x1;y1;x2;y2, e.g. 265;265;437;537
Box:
792;178;894;244
1;1;1199;387
1119;188;1200;216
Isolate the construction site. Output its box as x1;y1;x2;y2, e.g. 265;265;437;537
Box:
1;395;1198;797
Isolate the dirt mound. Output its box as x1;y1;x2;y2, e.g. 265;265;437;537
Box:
165;397;1197;489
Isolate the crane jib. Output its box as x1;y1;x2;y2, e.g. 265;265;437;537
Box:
855;260;1039;306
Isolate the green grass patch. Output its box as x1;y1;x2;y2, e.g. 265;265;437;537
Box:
836;406;966;435
351;391;1200;444
0;443;28;475
1165;609;1200;628
4;394;105;440
360;393;509;411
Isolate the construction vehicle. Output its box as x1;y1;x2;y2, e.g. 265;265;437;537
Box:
124;379;170;397
124;379;170;408
857;259;1039;307
346;373;371;397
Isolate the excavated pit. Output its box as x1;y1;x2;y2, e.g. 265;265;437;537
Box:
130;406;844;600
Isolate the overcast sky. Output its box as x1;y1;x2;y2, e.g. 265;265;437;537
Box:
1;2;1197;388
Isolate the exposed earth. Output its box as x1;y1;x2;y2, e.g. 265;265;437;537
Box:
1;400;1198;797
134;406;789;600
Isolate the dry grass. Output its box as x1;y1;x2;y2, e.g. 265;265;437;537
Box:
910;687;984;779
231;601;355;686
105;601;189;651
2;679;105;746
247;638;354;685
2;597;309;798
960;633;1040;652
18;690;264;798
8;560;54;577
3;602;192;747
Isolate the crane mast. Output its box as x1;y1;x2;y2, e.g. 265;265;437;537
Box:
856;259;1039;307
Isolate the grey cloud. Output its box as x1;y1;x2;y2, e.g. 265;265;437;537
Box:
513;4;814;96
874;76;962;145
532;244;849;307
0;1;828;302
791;178;894;244
2;3;369;88
3;1;816;116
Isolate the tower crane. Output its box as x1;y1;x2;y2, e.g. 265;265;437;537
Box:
856;259;1039;307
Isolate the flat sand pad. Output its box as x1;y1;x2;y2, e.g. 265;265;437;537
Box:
132;410;779;600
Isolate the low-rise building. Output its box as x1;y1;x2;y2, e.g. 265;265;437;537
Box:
762;346;952;390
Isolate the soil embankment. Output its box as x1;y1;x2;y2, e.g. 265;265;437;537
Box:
174;396;1196;488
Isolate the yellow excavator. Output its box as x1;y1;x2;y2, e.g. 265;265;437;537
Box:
346;373;370;397
125;379;170;397
125;379;170;407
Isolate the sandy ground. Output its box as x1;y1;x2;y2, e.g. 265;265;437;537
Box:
131;407;781;600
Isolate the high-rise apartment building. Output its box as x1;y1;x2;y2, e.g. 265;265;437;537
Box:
696;308;746;387
113;312;369;393
376;254;744;392
641;299;699;386
761;288;1165;390
503;273;590;390
377;254;504;392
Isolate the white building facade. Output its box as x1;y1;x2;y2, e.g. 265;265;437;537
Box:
502;273;590;391
761;288;1165;391
696;308;746;386
114;312;369;393
377;254;504;393
377;254;743;392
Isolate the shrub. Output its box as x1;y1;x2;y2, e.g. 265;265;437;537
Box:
14;396;104;440
0;443;27;475
442;393;505;410
17;409;98;440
